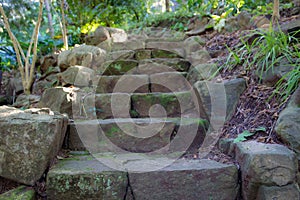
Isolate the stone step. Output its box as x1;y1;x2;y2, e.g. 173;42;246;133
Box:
98;58;191;75
64;117;208;152
40;88;204;120
138;58;191;74
46;154;239;200
95;72;189;93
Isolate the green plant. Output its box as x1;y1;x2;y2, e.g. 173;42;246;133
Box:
217;26;299;102
273;48;300;102
233;127;266;143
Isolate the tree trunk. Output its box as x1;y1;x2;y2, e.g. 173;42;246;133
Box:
165;0;170;12
272;0;280;23
0;0;44;95
60;0;68;50
44;0;54;38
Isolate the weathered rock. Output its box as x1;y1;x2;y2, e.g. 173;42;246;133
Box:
105;50;135;61
275;106;300;159
261;58;296;86
106;27;128;43
85;26;127;46
110;40;145;52
47;154;127;200
184;36;206;56
6;77;23;104
187;63;219;84
235;141;298;200
33;71;60;95
289;86;300;107
65;118;207;152
186;49;211;66
101;60;139;75
57;65;95;87
39;88;131;119
134;49;152;60
150;72;191;92
138;58;190;74
256;184;299;200
131;92;198;118
13;94;40;108
40;53;58;74
85;26;110;46
252;15;270;28
58;45;106;71
0;186;35;200
96;74;149;93
147;42;185;58
186;16;213;36
142;27;185;41
92;93;131;119
224;11;252;32
0;106;68;185
129;159;239;200
194;78;246;121
39;87;74;117
275;18;300;38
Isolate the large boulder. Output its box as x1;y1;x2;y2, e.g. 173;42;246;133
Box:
40;53;58;74
129;159;239;200
194;78;246;121
57;45;106;71
85;26;128;46
57;65;96;87
6;77;23;104
275;87;300;159
0;106;68;185
235;141;298;200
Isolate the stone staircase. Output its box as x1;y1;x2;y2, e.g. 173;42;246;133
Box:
41;28;240;199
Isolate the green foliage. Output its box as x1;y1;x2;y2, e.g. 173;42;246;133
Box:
219;26;299;102
233;127;266;143
273;46;300;102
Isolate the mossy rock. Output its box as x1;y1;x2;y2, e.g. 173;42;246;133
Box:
151;49;181;59
103;60;138;75
0;186;35;200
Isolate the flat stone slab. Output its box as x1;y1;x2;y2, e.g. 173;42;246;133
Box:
96;74;149;93
129;159;239;200
0;106;68;185
47;154;238;200
87;93;131;119
65;117;208;153
46;154;128;200
99;60;139;75
131;91;198;118
235;141;298;200
138;58;191;74
146;41;185;58
150;72;191;92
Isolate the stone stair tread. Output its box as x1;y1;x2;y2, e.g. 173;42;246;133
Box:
72;117;207;125
66;117;208;152
47;153;239;200
95;72;189;93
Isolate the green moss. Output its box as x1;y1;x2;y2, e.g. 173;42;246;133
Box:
130;109;139;118
0;186;35;200
159;93;177;107
151;49;181;58
106;126;120;137
104;60;138;75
